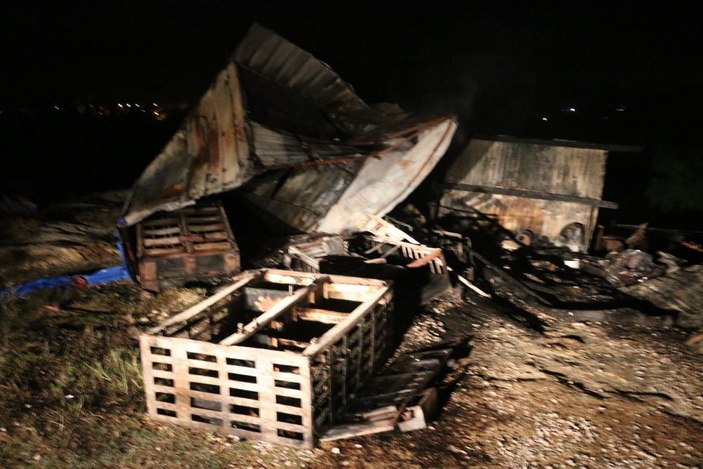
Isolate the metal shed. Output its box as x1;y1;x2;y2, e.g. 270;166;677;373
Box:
439;136;638;251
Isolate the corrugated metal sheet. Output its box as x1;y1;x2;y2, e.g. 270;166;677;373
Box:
440;139;609;250
234;24;394;137
244;117;457;233
122;63;251;226
250;122;364;168
243;163;363;232
122;23;456;229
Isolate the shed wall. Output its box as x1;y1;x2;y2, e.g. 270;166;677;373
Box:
440;139;608;250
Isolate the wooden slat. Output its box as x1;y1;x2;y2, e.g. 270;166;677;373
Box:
150;369;175;379
140;268;395;449
275;421;307;432
142;226;182;236
187;374;228;387
146;271;258;334
192;241;234;251
273;387;305;399
142;217;180;227
272;371;304;383
224;364;260;376
184;215;223;223
219;284;314;346
152;384;179;394
141;246;186;256
304;286;390;356
152;401;178;411
143;236;183;247
296;307;347;324
178;233;227;243
443;182;619;209
187;223;226;232
181;207;220;214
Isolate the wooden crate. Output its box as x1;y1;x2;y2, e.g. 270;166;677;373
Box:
140;269;393;448
285;235;349;273
136;201;240;291
286;234;451;303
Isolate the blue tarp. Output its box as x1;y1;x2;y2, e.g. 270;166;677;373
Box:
0;265;132;300
0;241;133;300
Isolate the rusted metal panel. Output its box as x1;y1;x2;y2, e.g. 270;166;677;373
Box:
122;63;252;227
315;117;457;233
243;163;363;232
244;117;457;233
122;24;457;230
233;24;394;137
250;122;364;168
440;138;613;251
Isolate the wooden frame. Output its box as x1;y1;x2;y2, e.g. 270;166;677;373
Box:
140;269;393;448
286;234;451;303
135;200;240;291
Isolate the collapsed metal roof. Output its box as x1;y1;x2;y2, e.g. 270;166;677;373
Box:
121;24;456;229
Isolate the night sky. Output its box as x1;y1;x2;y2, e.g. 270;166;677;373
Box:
1;1;703;227
3;1;702;137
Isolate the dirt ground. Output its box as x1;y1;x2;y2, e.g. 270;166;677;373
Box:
1;194;701;468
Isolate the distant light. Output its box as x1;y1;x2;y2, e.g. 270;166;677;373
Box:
569;107;576;112
152;102;158;107
616;106;626;112
118;103;124;108
542;117;548;121
135;103;140;108
126;103;132;108
53;105;60;111
153;111;159;116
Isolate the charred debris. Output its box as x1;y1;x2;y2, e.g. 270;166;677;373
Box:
119;24;702;445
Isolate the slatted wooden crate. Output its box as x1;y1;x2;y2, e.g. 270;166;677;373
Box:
285;235;349;273
140;269;393;448
286;234;451;303
135;201;240;291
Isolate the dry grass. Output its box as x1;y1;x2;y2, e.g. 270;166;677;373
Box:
0;283;311;468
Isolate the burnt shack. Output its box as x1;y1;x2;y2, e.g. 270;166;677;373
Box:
439;136;639;252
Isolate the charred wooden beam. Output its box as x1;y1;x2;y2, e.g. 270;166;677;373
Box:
443;183;619;209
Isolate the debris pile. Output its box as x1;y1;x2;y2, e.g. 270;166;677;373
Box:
118;23;456;291
5;23;700;454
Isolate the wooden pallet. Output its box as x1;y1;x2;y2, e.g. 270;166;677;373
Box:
140;269;393;448
135;201;240;291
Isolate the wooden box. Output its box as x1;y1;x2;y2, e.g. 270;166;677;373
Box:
286;234;451;303
139;269;393;448
135;201;240;291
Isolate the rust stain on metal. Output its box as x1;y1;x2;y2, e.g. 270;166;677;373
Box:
122;24;456;230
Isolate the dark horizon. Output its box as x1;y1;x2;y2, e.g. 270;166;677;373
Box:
2;2;703;143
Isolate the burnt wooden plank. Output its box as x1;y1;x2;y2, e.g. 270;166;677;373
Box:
443;182;618;209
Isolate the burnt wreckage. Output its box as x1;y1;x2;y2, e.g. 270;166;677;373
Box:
119;23;456;291
122;24;702;447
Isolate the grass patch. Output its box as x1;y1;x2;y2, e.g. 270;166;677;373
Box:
0;284;311;468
